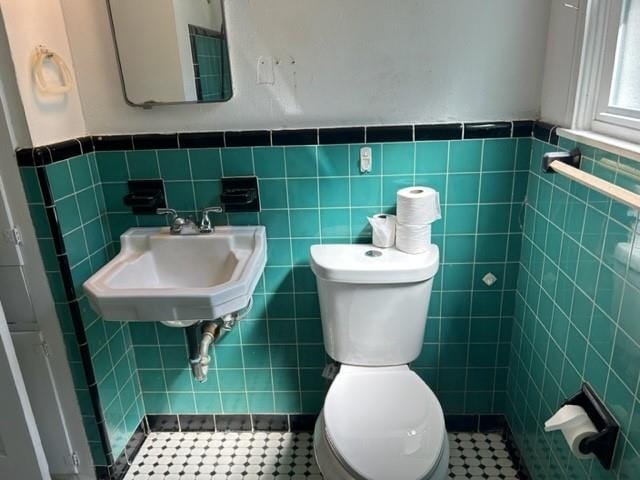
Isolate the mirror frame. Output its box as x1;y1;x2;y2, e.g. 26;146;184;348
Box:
105;0;233;109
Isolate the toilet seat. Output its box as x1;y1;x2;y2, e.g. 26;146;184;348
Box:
323;365;446;480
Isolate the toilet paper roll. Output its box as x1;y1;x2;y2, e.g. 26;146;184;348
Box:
368;214;396;248
396;187;441;226
544;404;598;459
395;223;431;254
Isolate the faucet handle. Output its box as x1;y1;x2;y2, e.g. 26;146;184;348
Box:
200;206;224;233
156;207;177;220
156;208;184;234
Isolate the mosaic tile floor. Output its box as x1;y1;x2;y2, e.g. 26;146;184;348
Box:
124;431;522;479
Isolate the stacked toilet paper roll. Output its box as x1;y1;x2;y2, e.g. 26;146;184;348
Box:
395;187;441;254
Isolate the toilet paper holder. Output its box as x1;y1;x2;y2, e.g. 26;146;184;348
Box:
559;383;619;469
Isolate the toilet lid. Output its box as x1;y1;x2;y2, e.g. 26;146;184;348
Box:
323;365;445;480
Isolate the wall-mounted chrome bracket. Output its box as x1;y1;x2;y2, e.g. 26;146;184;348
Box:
542;148;582;172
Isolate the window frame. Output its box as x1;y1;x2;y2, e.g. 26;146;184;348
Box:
574;0;640;143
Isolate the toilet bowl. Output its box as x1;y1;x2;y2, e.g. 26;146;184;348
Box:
309;243;447;480
313;365;449;480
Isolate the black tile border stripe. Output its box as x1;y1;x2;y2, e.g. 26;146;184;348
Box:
33;167;115;472
15;119;547;166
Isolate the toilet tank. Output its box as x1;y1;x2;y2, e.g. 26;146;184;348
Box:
310;244;439;366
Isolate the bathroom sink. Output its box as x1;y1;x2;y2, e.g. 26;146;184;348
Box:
83;226;266;326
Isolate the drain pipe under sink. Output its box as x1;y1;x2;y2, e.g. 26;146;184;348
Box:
187;299;253;382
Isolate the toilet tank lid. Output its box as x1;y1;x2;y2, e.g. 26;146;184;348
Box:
310;244;439;284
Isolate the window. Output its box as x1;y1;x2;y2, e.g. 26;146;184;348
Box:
577;0;640;142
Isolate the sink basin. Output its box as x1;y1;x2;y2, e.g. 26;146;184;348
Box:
83;226;266;325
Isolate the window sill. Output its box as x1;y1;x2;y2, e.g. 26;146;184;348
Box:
557;128;640;163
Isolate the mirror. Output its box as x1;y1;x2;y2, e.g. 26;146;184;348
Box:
107;0;232;107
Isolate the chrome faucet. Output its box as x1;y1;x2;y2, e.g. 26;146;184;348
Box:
156;206;224;235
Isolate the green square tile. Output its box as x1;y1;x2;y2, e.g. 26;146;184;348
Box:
449;140;482;172
19;168;42;204
292;238;317;264
248;392;275;413
169;393;196;413
266;293;295;319
264;266;293;293
56;196;82;234
221;393;248;413
381;175;413;206
126;151;159;179
193;180;222;210
245;369;272;391
164;182;195;212
161;346;188;369
218;369;246;391
441;291;471;317
477;204;511;233
475;234;508;262
350;176;380;207
134;346;162;369
319;178;349;207
97;152;128;182
101;183;128;212
76;187;100;223
269;319;297;344
243;345;271;368
139;370;166;391
447;174;480;204
611;329;640;391
468;343;497;367
64;227;88;266
239;320;269;344
37;238;58;271
259;179;288;209
293;267;316;292
69;155;93;191
295;293;319;318
301;392;324;414
415;141;448;174
444;205;477;234
221;148;253;176
439;343;467;368
272;369;299;392
46;161;74;200
254;147;285;178
274;392;301;412
318;145;349;176
287;179;318;208
158;150;190;180
189;149;222;179
440;317;469;343
215;345;243;368
28;205;51;238
320;209;350;237
479;172;513;203
285;146;317;177
266;238;291;266
382;142;414;175
270;344;298;368
442;263;473;291
515;138;532;170
482;139;516;172
260;210;290;238
163;365;193;392
289;210;319;237
195;393;222;413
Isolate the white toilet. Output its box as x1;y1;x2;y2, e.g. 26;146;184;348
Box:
309;243;448;480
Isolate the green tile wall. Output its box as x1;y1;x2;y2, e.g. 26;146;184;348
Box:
191;33;231;101
94;137;529;417
21;136;531;466
20;153;144;465
506;138;640;478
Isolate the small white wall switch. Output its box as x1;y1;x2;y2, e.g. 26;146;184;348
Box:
360;146;372;173
482;272;498;287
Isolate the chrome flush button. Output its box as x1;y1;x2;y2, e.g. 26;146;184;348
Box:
365;250;382;257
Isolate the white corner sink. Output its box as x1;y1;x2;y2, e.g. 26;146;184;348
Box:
83;226;266;325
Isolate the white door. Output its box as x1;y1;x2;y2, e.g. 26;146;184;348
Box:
0;301;49;480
